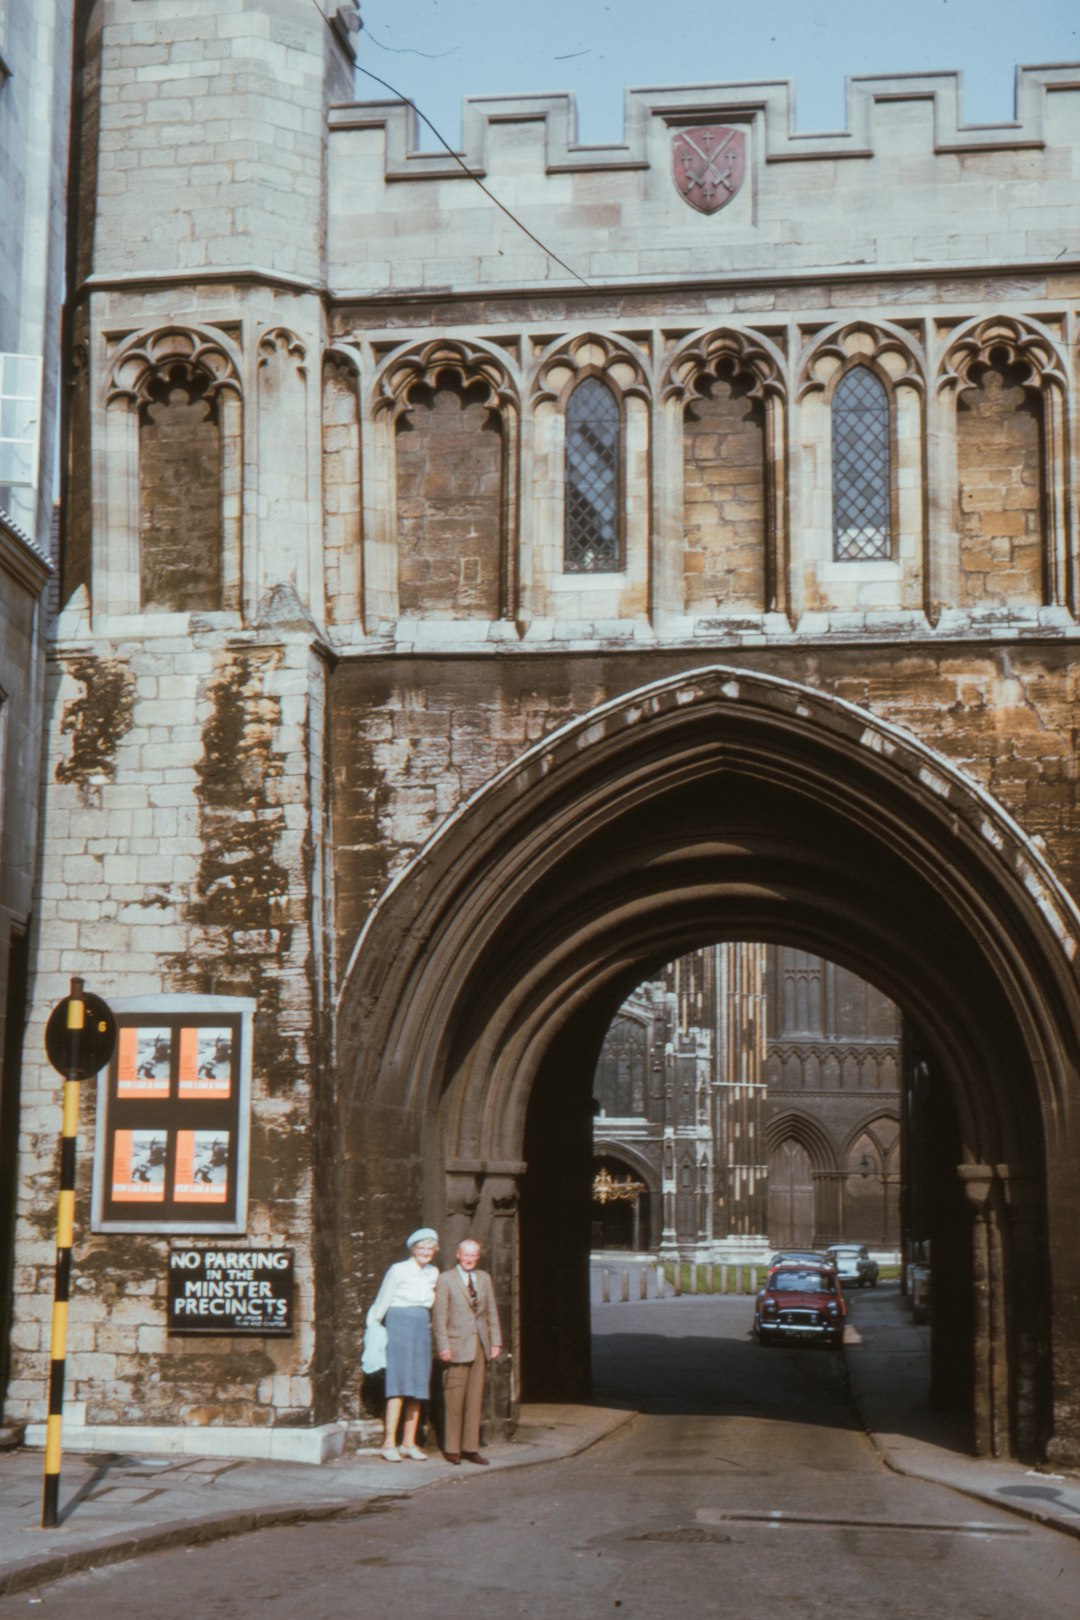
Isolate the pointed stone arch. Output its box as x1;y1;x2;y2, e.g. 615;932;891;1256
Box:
591;1142;659;1252
840;1108;901;1167
102;322;243;616
842;1110;902;1247
764;1108;837;1172
530;331;650;408
797;319;926;402
104;322;243;409
764;1109;838;1246
373;336;520;423
371;337;521;623
794;320;927;616
525;333;650;619
661;326;789;620
938;315;1072;614
336;664;1080;1462
937;314;1068;398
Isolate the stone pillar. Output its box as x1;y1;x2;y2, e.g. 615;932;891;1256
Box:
660;1129;678;1257
998;1165;1046;1461
959;1164;1009;1458
483;1172;521;1433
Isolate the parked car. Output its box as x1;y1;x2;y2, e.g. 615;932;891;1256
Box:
823;1244;879;1287
754;1263;847;1348
767;1249;825;1269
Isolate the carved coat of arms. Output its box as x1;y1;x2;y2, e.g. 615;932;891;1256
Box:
672;126;746;215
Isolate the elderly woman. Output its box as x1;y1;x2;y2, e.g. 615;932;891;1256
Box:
366;1227;440;1461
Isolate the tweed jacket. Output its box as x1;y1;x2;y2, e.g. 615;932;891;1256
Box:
432;1266;502;1364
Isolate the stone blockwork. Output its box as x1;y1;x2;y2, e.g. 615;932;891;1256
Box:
11;0;1080;1462
8;631;332;1431
139;374;223;612
330;644;1080;957
73;0;354;284
328;72;1080;294
957;364;1044;608
683;376;767;611
395;382;503;618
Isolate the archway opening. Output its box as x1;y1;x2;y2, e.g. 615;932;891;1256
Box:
341;668;1078;1462
572;943;980;1438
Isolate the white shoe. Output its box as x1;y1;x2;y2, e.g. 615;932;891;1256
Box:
402;1446;427;1461
381;1445;402;1462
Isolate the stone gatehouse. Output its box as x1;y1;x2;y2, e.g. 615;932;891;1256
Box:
5;0;1080;1467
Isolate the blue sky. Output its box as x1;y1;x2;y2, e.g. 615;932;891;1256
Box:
353;0;1079;147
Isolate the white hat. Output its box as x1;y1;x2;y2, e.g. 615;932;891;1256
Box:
406;1227;438;1248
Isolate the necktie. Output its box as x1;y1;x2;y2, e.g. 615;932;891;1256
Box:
467;1273;478;1309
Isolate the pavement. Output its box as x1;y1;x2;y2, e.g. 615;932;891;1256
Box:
843;1284;1080;1541
1;1285;1079;1598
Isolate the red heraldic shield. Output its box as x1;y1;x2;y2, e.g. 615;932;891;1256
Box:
672;126;746;215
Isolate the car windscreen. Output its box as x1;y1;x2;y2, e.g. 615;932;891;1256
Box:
772;1271;833;1292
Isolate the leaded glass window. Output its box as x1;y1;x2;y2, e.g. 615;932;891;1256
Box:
564;376;621;572
832;366;891;561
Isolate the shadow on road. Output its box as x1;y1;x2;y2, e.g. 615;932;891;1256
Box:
588;1282;979;1462
590;1293;859;1425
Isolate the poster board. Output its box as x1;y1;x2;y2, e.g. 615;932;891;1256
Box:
91;996;254;1234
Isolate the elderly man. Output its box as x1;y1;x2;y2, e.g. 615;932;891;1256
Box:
432;1238;502;1465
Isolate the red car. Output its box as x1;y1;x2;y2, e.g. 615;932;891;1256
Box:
754;1262;847;1349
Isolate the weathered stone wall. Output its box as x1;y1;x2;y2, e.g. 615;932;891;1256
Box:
139;375;223;612
683;377;766;611
957;364;1044;608
7;633;331;1431
330;642;1080;964
15;0;1080;1453
395;382;503;618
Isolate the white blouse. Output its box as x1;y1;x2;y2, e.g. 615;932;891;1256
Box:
367;1258;438;1321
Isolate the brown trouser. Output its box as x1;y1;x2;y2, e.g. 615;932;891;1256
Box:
441;1355;486;1453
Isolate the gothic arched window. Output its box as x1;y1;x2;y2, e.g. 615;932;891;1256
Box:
594;1017;646;1117
564;376;621;572
832;366;891;561
139;364;223;611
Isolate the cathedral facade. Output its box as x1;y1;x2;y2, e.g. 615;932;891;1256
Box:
5;0;1080;1465
592;945;900;1259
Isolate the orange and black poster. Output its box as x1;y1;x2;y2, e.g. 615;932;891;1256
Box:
174;1131;230;1202
116;1027;172;1097
177;1026;233;1098
94;1004;249;1233
111;1130;167;1201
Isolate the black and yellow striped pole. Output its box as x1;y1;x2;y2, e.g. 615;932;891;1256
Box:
41;977;115;1530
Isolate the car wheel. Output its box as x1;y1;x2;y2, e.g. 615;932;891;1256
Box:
829;1332;844;1350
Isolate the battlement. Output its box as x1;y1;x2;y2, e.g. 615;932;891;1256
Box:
328;66;1080;296
332;65;1080;176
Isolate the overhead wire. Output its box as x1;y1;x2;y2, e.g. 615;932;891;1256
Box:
309;0;593;289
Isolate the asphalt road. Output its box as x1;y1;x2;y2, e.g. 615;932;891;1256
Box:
4;1293;1078;1619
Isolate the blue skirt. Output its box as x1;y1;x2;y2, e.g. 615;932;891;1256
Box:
384;1306;432;1399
